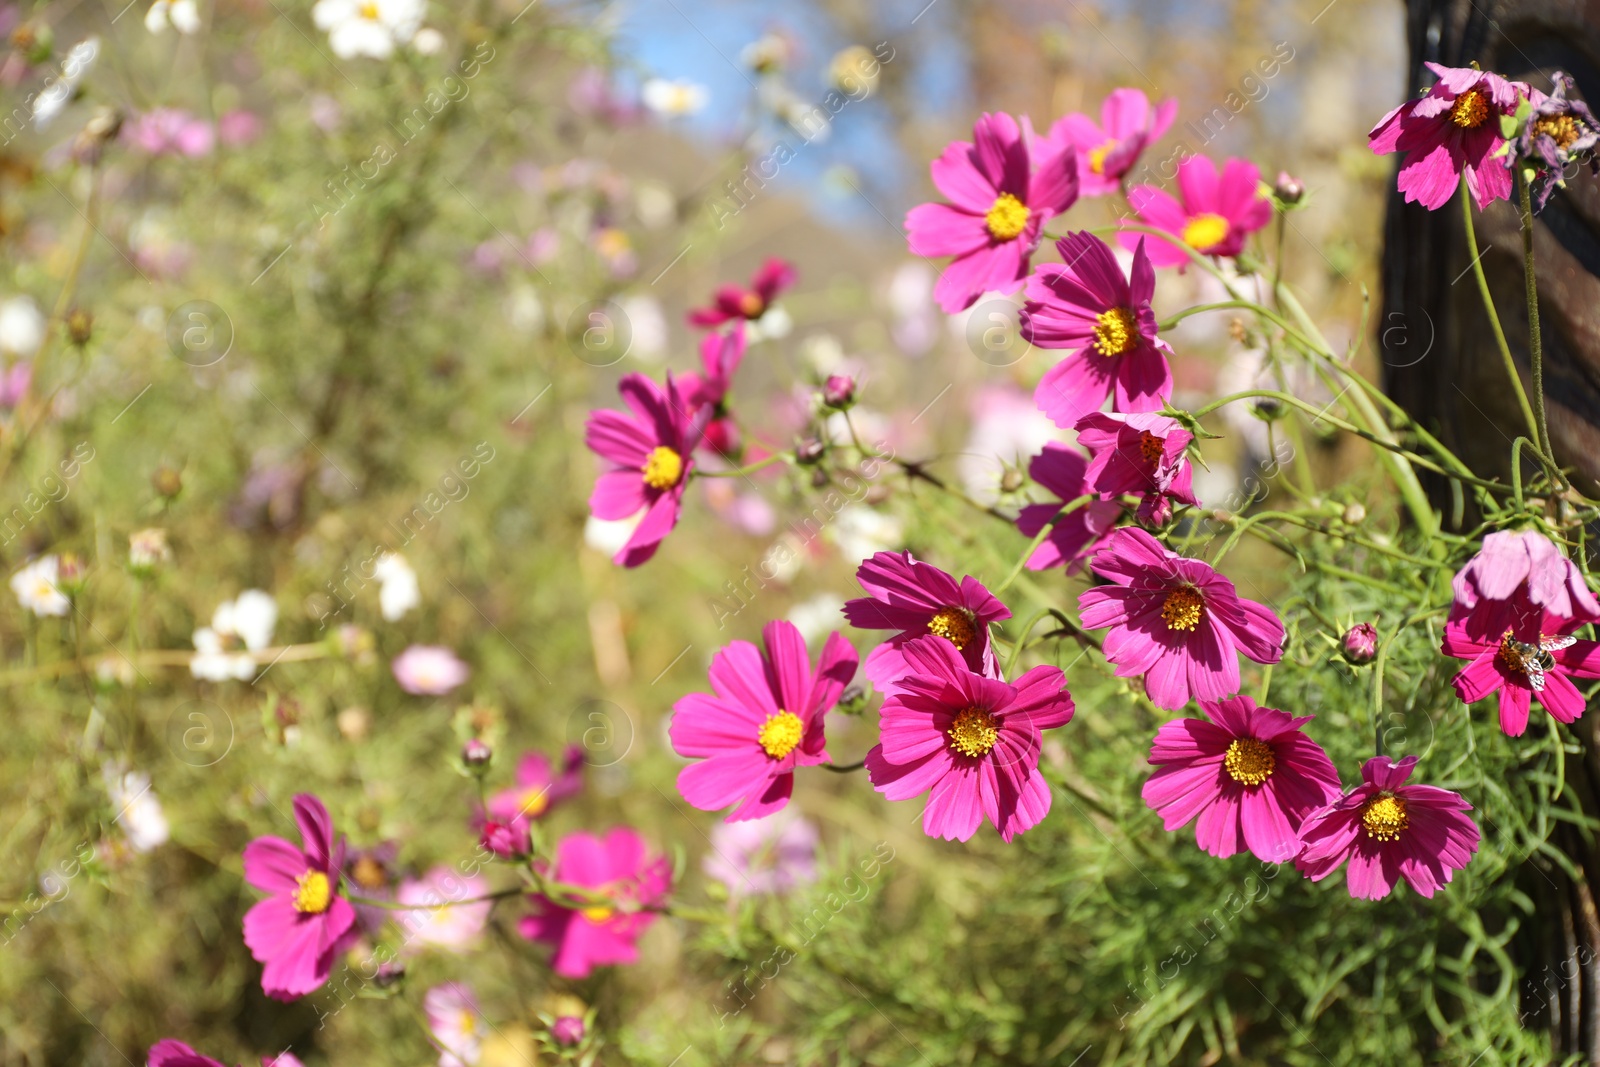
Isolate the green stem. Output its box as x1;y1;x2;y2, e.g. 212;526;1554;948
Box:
993;494;1094;596
1516;170;1557;477
696;452;792;477
1461;176;1540;445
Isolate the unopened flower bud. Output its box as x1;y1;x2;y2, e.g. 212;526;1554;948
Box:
551;1016;586;1046
1341;502;1367;525
999;467;1025;494
702;416;740;457
794;435;826;465
462;738;492;767
1274;171;1305;205
151;465;183;499
66;307;94;346
479;817;528;858
1250;397;1287;422
1341;622;1379;665
822;374;855;409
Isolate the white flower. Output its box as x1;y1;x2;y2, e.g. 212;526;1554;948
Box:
374;552;419;621
787;594;845;645
642;78;708;118
105;767;169;852
311;0;422;59
128;527;171;569
830;507;902;563
0;296;46;357
584;513;640;557
11;556;70;617
747;304;792;342
145;0;200;34
191;589;276;682
411;26;444;54
32;38;99;129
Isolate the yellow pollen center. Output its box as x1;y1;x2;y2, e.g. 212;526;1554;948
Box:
1092;306;1139;357
641;445;683;490
757;710;804;759
947;707;999;758
985;193;1030;241
738;292;765;317
927;607;978;651
1450;89;1489;129
293;870;332;914
1361;794;1409;841
1536;114;1581;150
581;904;614;923
1181;213;1230;251
1088;139;1118;175
518;787;550;817
350;856;388;890
1223;738;1276;786
1161;586;1204;631
358;1;380;17
1137;430;1164;465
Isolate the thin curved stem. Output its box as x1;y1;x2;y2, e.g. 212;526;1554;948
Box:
1516;170;1558;478
993;494;1094;596
1461;177;1540;445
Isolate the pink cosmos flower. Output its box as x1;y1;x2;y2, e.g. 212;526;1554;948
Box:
688;258;796;327
1296;756;1480;900
241;794;360;1001
125;109;215;157
551;1016;586;1046
584;373;699;567
486;745;584;833
263;1054;305;1067
148;1041;226;1067
1450;528;1600;640
703;812;821;897
843;550;1011;695
1042;88;1178;196
218;109;263;147
391;644;470;696
1074;410;1198;524
1078;527;1285;711
519;828;672;978
1142;695;1342;863
1121;155;1273;268
906;111;1078;313
0;360;30;409
864;635;1074;842
670;620;857;821
395;867;492;951
424;982;486;1067
680;322;746;412
1368;63;1525;210
1014;443;1121;573
1443;597;1600;736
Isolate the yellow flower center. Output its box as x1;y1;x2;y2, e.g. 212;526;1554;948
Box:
738;292;765;318
947;707;999;758
1450;89;1488;129
1160;586;1204;631
985;193;1030;241
350;856;388;890
1137;430;1164;465
358;1;380;18
293;870;332;914
641;445;683;490
1536;114;1581;150
1088;139;1118;175
518;786;550;817
1361;794;1409;841
927;607;978;651
757;710;804;759
581;904;614;923
1181;213;1230;251
1223;738;1276;786
1092;306;1139;357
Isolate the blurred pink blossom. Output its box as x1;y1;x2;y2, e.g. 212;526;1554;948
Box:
125;109;214;157
392;644;469;695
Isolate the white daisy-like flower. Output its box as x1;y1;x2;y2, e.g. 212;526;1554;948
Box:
0;296;46;357
411;26;444;54
311;0;423;60
105;766;169;852
373;551;419;621
191;589;277;682
32;38;99;128
641;78;708;118
787;594;846;646
145;0;200;34
11;555;70;617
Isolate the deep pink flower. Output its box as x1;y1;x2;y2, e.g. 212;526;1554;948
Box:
1450;528;1600;640
486;745;584;829
670;620;858;821
1014;443;1121;573
1042;88;1178;196
1121;155;1273;268
1142;695;1342;863
843;550;1011;695
1026;231;1172;420
1074;410;1198;524
1368;63;1525;210
241;794;359;1001
391;644;469;696
1078;527;1284;711
906;112;1078;313
585;373;699;567
148;1041;226;1067
480;818;529;858
680;323;746;413
688;258;795;327
863;635;1074;842
519;828;672;978
1443;597;1600;736
551;1016;586;1046
1296;756;1480;900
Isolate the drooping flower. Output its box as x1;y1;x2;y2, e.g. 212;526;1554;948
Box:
843;550;1011;695
1368;63;1525;211
241;794;359;1001
391;644;469;695
424;982;487;1067
687;259;795;328
1443;596;1600;736
191;589;277;682
147;1040;226;1067
703;812;821;897
1450;528;1600;639
1121;155;1273;268
486;745;585;830
519;828;672;978
1042;88;1178;196
1014;444;1121;572
1026;232;1173;419
864;635;1074;842
584;373;698;567
395;867;492;951
1078;527;1285;711
1296;756;1480;900
11;555;70;617
670;620;857;821
1074;410;1198;523
1517;73;1600;212
374;551;419;621
311;0;423;59
144;0;200;34
1142;695;1342;863
906;111;1079;313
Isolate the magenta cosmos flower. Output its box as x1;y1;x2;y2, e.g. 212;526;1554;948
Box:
1079;527;1284;711
688;258;795;327
1075;410;1198;524
148;1042;226;1067
1443;598;1600;736
1043;88;1178;196
681;322;746;413
486;745;584;831
1368;63;1524;210
1142;695;1341;863
391;644;469;695
844;550;1011;694
1450;528;1600;640
906;111;1078;313
1122;155;1273;268
1015;443;1121;573
670;619;858;821
1026;231;1172;421
519;828;672;978
585;372;698;567
1296;756;1480;900
864;635;1074;842
241;794;359;1001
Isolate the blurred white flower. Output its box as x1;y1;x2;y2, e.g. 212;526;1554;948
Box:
311;0;422;59
786;594;845;645
642;78;708;118
33;38;99;129
740;32;793;74
374;551;419;621
105;767;169;852
0;296;46;358
145;0;200;34
748;304;792;342
584;513;640;557
829;44;881;97
618;294;667;363
830;506;902;562
11;555;69;617
128;528;172;570
411;26;444;54
191;589;277;682
959;384;1058;506
503;283;543;334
